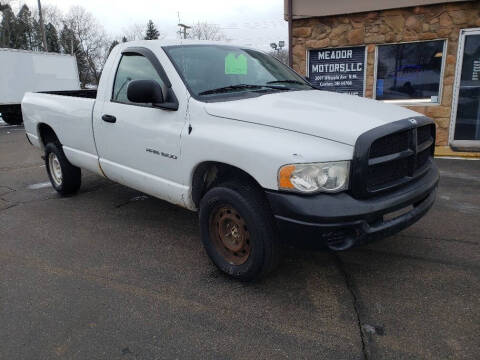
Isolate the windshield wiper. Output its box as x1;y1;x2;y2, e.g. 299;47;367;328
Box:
199;84;290;96
199;84;262;95
267;79;306;85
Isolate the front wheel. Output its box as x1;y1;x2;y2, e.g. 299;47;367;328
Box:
45;142;81;196
199;181;282;281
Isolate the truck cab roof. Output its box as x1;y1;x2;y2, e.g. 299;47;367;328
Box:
114;39;260;52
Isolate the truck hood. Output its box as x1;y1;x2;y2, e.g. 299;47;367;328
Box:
204;90;420;146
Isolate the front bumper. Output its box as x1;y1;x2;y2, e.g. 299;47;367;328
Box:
266;163;439;250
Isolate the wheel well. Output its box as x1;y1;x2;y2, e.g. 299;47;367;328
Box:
38;123;59;148
191;162;263;208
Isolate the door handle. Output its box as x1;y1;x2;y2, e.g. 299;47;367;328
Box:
102;114;116;123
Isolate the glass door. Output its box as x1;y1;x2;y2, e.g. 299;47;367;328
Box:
450;28;480;150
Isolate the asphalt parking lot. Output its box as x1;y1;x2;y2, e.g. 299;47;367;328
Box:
1;122;479;360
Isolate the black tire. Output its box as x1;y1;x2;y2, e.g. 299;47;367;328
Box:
199;181;282;281
44;142;81;196
1;112;23;125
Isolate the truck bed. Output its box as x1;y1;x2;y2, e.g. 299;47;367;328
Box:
39;89;97;99
22;91;99;175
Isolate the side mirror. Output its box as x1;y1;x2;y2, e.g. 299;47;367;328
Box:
127;79;164;104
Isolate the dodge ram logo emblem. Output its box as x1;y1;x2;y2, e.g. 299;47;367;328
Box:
409;118;417;125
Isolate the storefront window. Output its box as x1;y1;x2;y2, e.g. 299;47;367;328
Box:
452;31;480;144
375;40;445;103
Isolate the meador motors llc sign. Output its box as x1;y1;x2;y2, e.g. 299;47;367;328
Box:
308;46;366;96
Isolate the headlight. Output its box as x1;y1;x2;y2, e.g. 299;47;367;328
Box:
278;161;350;193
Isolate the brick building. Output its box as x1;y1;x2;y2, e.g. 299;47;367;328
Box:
285;0;480;154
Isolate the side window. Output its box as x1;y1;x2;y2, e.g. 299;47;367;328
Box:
112;54;164;104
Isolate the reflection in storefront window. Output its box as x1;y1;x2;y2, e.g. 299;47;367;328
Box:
453;34;480;142
375;40;445;103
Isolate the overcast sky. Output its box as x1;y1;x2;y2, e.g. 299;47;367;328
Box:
16;0;287;50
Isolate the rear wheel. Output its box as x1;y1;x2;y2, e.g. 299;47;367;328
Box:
45;142;81;196
199;181;282;281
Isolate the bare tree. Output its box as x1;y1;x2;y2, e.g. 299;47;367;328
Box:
32;4;63;31
122;23;145;42
63;6;109;86
187;22;225;41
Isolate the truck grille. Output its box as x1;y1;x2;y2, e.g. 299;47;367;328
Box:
369;130;410;158
351;117;435;198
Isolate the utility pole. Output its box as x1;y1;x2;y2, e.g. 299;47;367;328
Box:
177;23;191;39
177;12;190;39
37;0;48;52
287;0;293;67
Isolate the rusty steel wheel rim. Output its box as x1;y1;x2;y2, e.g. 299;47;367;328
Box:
209;205;251;265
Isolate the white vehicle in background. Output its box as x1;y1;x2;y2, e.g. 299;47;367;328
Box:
0;48;80;125
22;40;439;281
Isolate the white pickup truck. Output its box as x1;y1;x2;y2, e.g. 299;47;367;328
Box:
22;40;439;280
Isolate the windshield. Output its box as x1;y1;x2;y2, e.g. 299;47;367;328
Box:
164;45;312;100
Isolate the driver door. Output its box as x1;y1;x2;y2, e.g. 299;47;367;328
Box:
93;50;186;202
